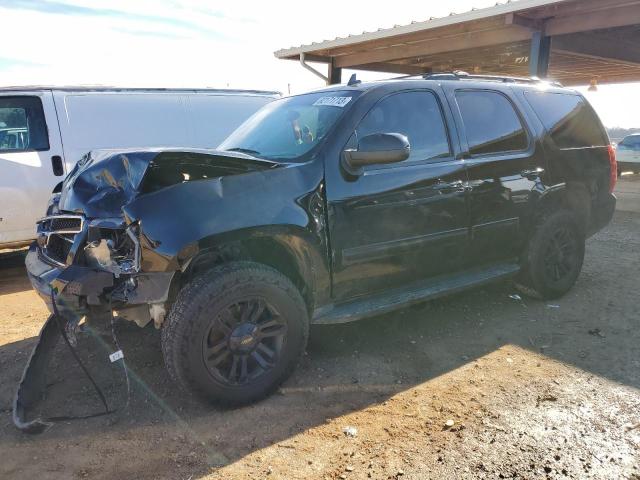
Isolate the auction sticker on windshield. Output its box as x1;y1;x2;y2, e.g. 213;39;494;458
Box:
313;96;352;107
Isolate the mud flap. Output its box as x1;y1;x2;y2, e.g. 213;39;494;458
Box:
12;314;61;434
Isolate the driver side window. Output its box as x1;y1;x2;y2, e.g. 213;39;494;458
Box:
349;90;451;166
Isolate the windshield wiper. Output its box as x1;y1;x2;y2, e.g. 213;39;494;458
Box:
225;147;262;156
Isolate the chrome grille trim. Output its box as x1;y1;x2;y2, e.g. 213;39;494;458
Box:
36;214;85;266
37;214;84;234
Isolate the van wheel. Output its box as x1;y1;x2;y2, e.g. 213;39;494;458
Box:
161;262;308;406
516;211;585;300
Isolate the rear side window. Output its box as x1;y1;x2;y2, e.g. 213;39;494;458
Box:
524;91;607;148
0;96;49;152
353;90;451;165
455;90;528;156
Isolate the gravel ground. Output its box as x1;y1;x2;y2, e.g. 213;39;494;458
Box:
0;176;639;480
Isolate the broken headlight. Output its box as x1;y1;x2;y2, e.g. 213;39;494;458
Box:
84;219;140;276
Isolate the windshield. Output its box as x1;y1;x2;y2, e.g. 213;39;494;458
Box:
219;90;359;161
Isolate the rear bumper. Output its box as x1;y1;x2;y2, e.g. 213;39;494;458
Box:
588;193;616;237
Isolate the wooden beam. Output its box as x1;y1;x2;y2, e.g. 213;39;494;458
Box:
552;32;640;66
527;0;639;20
505;13;545;30
322;16;507;58
333;26;532;68
545;3;640;36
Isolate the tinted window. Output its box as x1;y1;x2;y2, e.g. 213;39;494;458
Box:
353;90;451;164
455;90;528;156
524;91;607;148
0;96;49;152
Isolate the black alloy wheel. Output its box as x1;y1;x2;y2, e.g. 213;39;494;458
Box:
202;299;287;386
161;262;309;406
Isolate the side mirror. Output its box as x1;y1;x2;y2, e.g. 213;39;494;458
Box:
342;133;410;175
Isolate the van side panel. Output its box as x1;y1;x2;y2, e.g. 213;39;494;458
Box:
53;92;276;167
54;92;190;166
185;95;274;148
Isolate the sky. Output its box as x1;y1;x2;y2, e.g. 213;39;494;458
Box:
0;0;638;128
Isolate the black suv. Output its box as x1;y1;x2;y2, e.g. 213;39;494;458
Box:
24;74;617;408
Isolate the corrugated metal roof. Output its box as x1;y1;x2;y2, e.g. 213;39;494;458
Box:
274;0;570;58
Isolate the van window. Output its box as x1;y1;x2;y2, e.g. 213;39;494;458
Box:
352;90;451;164
0;96;49;152
524;91;608;148
455;90;528;156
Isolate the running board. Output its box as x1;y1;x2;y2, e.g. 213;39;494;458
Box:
312;262;520;325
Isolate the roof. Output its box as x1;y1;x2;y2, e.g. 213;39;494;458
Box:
275;0;568;58
275;0;640;86
0;86;281;96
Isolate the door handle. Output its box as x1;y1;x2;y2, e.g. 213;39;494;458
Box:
433;180;465;193
51;156;64;176
521;167;544;180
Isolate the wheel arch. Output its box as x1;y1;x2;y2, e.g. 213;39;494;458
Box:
174;226;330;313
535;182;591;235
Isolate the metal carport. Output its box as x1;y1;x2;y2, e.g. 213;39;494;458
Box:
274;0;640;86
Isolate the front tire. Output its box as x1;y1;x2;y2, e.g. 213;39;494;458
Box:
161;262;309;406
516;210;585;300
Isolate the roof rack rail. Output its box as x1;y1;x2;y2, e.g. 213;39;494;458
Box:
391;71;563;87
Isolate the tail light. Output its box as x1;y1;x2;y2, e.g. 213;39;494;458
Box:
608;144;617;193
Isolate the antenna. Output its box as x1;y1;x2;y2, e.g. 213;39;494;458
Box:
347;73;361;86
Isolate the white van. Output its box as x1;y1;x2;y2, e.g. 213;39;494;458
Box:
0;87;279;248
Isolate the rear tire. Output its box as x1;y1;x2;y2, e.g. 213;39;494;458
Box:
161;262;309;406
516;210;585;300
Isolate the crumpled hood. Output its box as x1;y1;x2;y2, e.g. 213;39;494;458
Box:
58;148;278;218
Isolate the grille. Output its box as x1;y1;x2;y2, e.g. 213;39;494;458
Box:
44;234;73;264
37;214;84;265
50;217;82;232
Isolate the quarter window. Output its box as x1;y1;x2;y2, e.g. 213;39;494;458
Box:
456;90;528;156
352;91;451;165
0;96;49;152
524;91;608;149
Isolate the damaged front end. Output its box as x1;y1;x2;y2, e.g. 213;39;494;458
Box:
17;148;277;431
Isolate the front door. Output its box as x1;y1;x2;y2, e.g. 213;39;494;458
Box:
326;89;470;302
0;92;64;245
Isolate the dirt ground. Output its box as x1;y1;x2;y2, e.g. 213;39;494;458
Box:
1;176;639;480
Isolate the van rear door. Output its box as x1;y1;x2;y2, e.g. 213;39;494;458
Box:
0;91;64;246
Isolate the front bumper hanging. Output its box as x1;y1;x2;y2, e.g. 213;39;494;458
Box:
13;265;115;433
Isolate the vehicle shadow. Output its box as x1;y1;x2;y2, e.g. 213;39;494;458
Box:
0;211;638;479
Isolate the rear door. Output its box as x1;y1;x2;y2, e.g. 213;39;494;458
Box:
0;92;64;245
326;88;470;301
443;86;545;264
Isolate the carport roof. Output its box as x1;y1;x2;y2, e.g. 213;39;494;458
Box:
275;0;640;86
